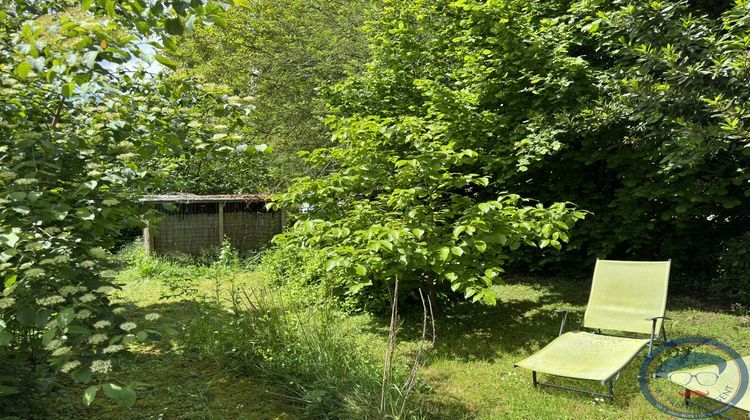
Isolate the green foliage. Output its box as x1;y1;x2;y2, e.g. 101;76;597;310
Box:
260;242;346;308
182;285;424;418
715;233;750;304
0;0;256;411
170;0;372;192
319;0;750;298
271;115;585;308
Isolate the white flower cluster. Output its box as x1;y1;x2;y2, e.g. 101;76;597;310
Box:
93;320;111;329
144;313;161;321
88;333;108;345
36;295;65;306
0;297;15;309
102;199;120;206
25;268;45;278
40;255;70;265
90;359;112;375
102;344;124;354
95;286;114;294
80;260;96;268
19;262;33;270
59;285;83;296
52;346;72;356
89;247;108;259
15;178;37;185
119;322;137;332
45;339;63;351
79;293;96;303
75;309;92;320
61;360;81;373
100;270;118;278
112;307;126;315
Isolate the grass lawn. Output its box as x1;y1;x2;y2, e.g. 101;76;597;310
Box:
56;266;750;419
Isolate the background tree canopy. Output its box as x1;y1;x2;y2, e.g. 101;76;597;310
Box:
268;0;750;307
165;0;372;194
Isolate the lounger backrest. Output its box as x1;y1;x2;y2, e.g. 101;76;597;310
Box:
583;259;671;335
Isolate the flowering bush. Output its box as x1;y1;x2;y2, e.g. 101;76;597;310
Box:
0;0;255;412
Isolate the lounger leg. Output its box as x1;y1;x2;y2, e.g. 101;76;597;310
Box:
532;371;538;387
684;389;690;407
608;380;614;401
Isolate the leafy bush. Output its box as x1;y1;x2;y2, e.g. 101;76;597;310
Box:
318;0;750;295
0;0;257;410
182;285;425;418
270;116;585;310
715;233;750;305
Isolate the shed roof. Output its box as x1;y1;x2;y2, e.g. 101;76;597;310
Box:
141;193;270;204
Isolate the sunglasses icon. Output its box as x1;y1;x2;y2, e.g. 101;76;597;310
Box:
668;371;719;387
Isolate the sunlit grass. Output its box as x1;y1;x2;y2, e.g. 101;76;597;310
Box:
58;250;750;419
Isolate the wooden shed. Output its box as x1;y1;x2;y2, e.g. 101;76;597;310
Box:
141;194;284;256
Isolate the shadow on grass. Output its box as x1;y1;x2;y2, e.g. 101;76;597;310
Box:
59;299;297;420
358;275;750;416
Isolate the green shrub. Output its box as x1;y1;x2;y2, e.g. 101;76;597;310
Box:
715;233;750;305
182;285;425;418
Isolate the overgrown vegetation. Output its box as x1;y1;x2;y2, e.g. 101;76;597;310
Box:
3;0;750;416
34;250;750;419
270;0;750;308
0;0;260;411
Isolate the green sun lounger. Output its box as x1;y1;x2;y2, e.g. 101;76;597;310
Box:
515;259;672;400
670;355;750;413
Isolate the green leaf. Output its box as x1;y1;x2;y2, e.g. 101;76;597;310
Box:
16;307;35;326
164;18;184;35
58;308;75;327
62;82;75;98
103;383;136;408
155;55;178;70
13;61;31;79
82;51;98;68
254;144;272;153
445;272;458;281
11;206;30;215
42;328;57;346
136;330;148;341
0;233;19;247
0;331;12;346
474;241;487;252
354;264;367;276
35;309;51;328
438;247;450;261
105;0;116;17
450;246;464;256
161;35;178;52
75;368;93;384
233;0;252;9
81;0;94;10
83;386;98;406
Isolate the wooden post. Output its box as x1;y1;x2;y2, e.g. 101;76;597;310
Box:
143;221;154;256
218;202;225;244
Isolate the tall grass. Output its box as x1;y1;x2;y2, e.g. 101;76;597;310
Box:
181;283;426;418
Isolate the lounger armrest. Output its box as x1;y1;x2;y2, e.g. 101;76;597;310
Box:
555;308;583;336
645;316;672;321
646;316;672;357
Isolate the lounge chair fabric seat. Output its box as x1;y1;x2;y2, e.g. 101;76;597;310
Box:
515;331;650;382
